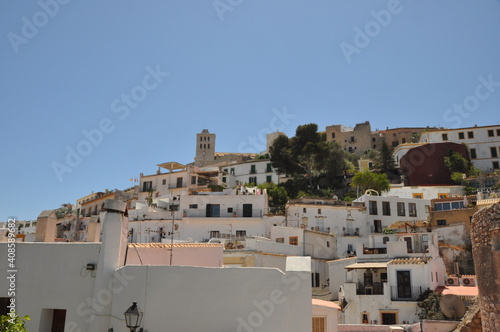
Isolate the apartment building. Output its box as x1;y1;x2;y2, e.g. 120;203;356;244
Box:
221;159;279;187
418;124;500;172
336;232;446;325
0;200;313;332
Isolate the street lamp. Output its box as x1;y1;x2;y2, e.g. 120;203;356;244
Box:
124;302;143;332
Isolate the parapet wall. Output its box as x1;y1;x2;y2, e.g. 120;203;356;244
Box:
471;203;500;332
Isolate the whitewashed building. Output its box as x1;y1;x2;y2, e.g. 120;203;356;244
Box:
337;232;446;325
221;159;279;188
0;199;313;332
394;124;500;172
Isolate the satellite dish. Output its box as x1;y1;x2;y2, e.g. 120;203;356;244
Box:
439;294;466;320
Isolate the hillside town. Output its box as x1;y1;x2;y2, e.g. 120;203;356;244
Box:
1;121;500;332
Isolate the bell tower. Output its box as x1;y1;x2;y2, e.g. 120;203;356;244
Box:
194;129;216;166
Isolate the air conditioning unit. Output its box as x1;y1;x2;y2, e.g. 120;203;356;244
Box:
314;227;320;231
462;277;476;286
300;224;305;229
445;277;459;286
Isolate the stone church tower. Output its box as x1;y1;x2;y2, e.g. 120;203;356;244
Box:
194;129;216;166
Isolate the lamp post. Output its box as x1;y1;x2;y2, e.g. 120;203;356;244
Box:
124;302;143;332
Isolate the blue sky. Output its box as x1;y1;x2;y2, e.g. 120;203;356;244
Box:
1;0;500;221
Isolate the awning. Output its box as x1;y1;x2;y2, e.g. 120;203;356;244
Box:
157;161;186;171
345;262;388;270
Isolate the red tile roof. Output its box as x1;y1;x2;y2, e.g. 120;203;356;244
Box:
312;299;341;310
435;285;478;297
128;243;223;249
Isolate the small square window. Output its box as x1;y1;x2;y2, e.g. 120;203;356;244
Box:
493;161;499;169
303;208;307;213
442;133;448;141
227;207;233;213
437;220;447;226
162;179;166;185
276;237;284;243
458;132;465;139
318;209;321;214
497;129;500;136
189;204;198;209
468;131;474;139
488;129;495;137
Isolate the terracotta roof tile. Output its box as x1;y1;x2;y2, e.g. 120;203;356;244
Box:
128;243;223;249
388;257;432;265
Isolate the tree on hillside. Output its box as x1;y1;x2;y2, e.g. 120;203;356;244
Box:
376;141;396;174
257;183;288;213
444;151;470;175
269;123;346;193
350;170;390;195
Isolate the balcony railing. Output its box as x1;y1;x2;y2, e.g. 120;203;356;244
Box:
183;209;263;218
343;229;360;237
168;183;186;189
362;247;387;254
356;283;384;295
390;286;423;301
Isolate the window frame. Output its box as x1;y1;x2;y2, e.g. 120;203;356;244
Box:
408;203;417;217
397;202;405;216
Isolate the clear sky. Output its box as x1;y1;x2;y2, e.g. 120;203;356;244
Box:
1;0;500;222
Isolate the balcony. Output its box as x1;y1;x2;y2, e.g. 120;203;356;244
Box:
362;247;387;254
356;283;384;295
168;183;186;189
183;208;263;218
343;228;360;237
390;286;424;301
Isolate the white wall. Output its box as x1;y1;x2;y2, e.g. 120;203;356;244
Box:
181;192;268;218
312;302;339;332
221;160;280;188
328;257;356;300
127;217;268;243
384;186;464;200
286;203;366;258
109;258;312;331
0;243;100;332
